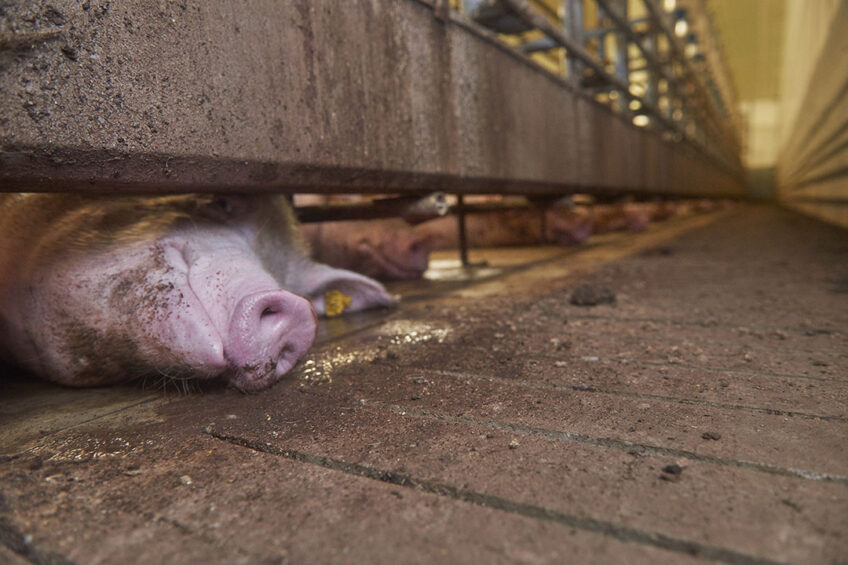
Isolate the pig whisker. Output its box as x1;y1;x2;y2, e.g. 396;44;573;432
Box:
135;366;201;396
159;368;202;396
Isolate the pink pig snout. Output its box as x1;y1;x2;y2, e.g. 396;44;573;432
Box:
225;289;317;392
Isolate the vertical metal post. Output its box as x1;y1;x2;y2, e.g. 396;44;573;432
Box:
611;0;629;113
456;194;470;267
565;0;584;86
434;0;450;20
539;207;548;243
460;0;481;16
644;28;659;108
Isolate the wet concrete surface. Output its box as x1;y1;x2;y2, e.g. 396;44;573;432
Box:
1;205;846;564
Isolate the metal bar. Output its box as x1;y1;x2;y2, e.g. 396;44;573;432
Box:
643;28;659;107
456;194;470;266
594;0;724;158
610;0;629;89
641;0;741;157
296;193;448;224
499;0;720;166
501;0;627;93
447;192;719;215
538;206;547;242
583;27;616;39
595;0;662;75
566;0;585;86
520;37;559;53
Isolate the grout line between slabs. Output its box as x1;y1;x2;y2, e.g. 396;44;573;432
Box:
206;429;793;565
360;400;848;486
423;368;848;422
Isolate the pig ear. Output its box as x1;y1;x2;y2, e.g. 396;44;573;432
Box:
292;262;397;316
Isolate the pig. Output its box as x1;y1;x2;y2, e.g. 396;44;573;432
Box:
415;206;594;250
670;200;696;217
650;201;678;222
693;199;721;213
300;219;432;281
414;210;538;250
0;194;395;392
591;203;652;234
545;206;594;245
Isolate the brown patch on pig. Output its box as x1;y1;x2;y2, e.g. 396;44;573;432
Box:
59;324;149;386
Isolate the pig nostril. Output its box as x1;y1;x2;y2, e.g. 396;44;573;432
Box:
228;290;317;390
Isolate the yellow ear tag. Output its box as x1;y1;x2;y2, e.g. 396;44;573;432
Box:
324;289;352;317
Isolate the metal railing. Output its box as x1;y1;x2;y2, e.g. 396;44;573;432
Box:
291;0;746;266
458;0;743;176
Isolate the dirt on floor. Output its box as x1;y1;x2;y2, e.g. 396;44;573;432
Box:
1;205;846;565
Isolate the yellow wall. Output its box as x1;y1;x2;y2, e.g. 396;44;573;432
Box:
776;0;848;228
709;0;785;169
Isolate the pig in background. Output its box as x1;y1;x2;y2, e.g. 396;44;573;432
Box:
295;200;592;281
294;194;431;281
590;203;654;234
413;199;726;247
0;194;394;392
293;194;433;281
300;219;432;281
414;206;594;250
294;195;731;281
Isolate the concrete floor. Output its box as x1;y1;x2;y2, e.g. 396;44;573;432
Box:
1;205;846;564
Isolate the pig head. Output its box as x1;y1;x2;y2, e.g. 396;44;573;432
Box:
301;219;432;281
0;194;394;392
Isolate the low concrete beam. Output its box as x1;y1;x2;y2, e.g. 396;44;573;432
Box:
0;0;745;197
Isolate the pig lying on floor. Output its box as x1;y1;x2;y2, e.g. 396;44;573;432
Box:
300;219;432;281
0;194;394;392
414;206;595;250
297;199;710;281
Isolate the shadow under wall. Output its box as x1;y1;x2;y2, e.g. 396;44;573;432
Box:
747;167;776;201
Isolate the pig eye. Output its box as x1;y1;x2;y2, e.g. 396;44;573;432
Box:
200;197;236;220
212;198;232;214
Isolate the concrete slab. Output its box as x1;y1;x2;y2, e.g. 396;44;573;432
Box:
0;434;716;565
389;343;848;419
1;206;846;564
